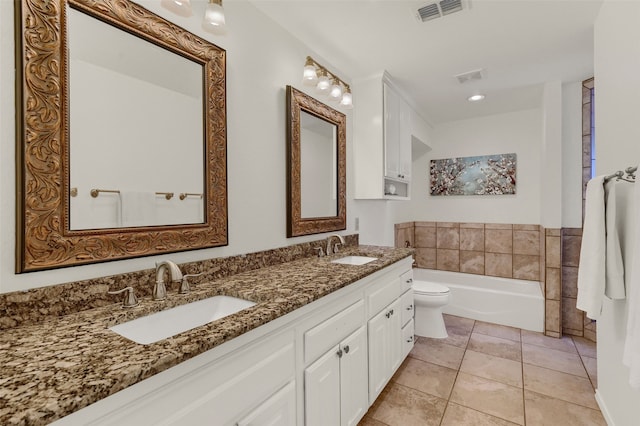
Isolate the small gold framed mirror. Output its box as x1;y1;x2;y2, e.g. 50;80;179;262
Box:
286;86;346;237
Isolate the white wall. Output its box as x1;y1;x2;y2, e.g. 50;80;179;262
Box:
593;0;640;424
541;81;563;229
0;0;355;293
561;81;585;229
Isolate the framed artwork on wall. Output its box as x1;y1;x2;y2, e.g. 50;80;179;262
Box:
430;153;517;196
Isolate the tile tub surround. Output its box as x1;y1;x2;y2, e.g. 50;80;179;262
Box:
0;245;414;425
0;234;359;330
395;222;564;338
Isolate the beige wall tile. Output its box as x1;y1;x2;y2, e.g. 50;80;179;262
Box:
395;226;414;248
415;226;436;248
545;236;561;268
546;228;561;237
562;228;583;237
395;221;415;229
486;229;513;254
437;249;460;272
562;235;582;267
546;268;561;300
513;230;540;255
545;300;561;333
514;224;540;231
437;222;459;228
437;227;460;250
460;251;485;275
460;228;484;251
485;223;514;230
460;222;484;229
562;266;579;298
485;253;513;278
513;255;540;281
415;221;436;227
416;248;437;269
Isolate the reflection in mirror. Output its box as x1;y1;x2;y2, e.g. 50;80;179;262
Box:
68;7;205;229
286;86;346;237
15;0;227;272
300;111;337;218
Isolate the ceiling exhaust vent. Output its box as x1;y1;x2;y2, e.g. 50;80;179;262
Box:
454;68;485;84
416;0;464;22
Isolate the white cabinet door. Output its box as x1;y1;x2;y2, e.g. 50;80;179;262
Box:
398;98;412;181
402;319;415;359
237;381;296;426
383;82;400;179
305;345;341;426
400;289;414;328
368;298;403;405
340;327;368;426
388;299;403;373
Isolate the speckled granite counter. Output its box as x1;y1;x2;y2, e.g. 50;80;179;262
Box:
0;245;413;425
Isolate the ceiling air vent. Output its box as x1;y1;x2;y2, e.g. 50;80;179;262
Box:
454;68;485;84
416;0;464;22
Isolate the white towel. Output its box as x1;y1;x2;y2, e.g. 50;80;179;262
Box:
605;179;629;299
623;171;640;389
577;176;607;320
120;191;157;227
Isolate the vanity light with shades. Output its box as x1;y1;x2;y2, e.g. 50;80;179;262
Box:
161;0;227;35
302;56;353;109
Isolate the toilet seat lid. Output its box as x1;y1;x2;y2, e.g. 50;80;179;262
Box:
413;281;450;295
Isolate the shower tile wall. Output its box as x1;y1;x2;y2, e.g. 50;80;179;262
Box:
545;228;562;338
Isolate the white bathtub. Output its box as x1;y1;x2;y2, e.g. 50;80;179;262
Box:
413;268;544;332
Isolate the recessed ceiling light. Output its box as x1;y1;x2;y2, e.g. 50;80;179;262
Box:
467;94;485;102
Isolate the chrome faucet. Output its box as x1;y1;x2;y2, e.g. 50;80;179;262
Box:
153;260;183;301
326;234;346;256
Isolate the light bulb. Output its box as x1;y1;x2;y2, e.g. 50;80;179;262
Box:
316;73;330;95
340;91;353;109
467;94;485;102
202;0;226;35
161;0;193;17
329;79;343;101
303;65;318;86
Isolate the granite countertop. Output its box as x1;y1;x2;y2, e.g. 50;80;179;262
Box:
0;245;413;425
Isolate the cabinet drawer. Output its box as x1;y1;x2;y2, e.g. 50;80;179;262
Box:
400;270;413;292
367;277;402;318
400;289;414;327
305;300;364;364
402;319;415;359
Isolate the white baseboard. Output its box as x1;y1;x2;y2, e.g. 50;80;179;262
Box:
596;389;615;426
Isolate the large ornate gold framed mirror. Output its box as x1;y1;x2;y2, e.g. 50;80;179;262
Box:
286;86;346;237
15;0;227;272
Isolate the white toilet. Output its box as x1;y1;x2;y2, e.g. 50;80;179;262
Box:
413;281;451;338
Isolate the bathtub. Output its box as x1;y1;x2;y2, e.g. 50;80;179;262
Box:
413;268;544;332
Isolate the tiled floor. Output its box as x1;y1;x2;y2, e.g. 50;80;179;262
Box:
359;314;604;426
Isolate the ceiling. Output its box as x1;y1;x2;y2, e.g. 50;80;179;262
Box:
248;0;603;124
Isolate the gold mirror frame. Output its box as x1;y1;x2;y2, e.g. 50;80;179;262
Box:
286;86;346;237
15;0;228;272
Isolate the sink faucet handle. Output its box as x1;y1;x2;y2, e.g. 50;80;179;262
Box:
108;287;139;308
179;273;203;294
314;247;325;257
333;242;343;253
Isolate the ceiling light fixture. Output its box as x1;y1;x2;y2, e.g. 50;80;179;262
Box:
302;56;353;109
467;94;485;102
162;0;226;35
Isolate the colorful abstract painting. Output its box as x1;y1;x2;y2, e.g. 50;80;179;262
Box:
430;153;517;196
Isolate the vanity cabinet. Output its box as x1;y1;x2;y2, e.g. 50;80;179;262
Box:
53;257;413;426
305;326;368;426
353;72;414;200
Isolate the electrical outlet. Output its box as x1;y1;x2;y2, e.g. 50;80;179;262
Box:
355;217;359;231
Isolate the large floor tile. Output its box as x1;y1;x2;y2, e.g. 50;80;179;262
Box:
473;321;521;342
357;415;388;426
522;343;587;377
368;382;447;426
573;336;597;358
524;390;607;425
521;329;577;353
392;357;457;399
523;364;598;409
467;332;522;362
582;356;598;389
410;337;465;370
440;314;475;348
460;349;523;388
441;402;519;426
450;372;525;425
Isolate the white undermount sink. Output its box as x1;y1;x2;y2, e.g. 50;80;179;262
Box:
331;255;378;266
109;296;256;345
